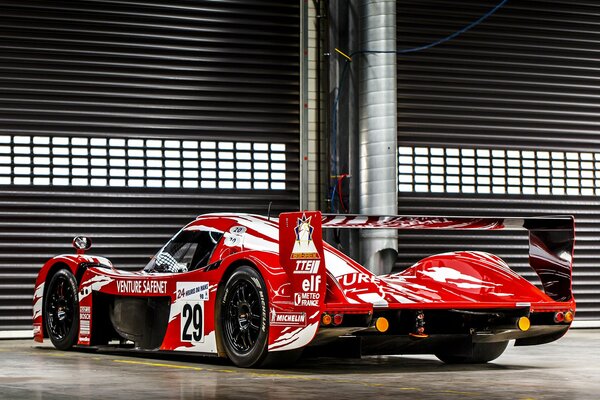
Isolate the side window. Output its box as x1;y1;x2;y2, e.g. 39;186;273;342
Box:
144;230;223;273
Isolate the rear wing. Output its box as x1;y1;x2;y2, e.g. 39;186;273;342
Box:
279;212;575;302
321;214;575;302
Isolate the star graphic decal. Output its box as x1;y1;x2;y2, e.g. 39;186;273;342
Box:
294;213;314;243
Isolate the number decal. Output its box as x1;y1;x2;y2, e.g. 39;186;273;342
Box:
181;302;203;343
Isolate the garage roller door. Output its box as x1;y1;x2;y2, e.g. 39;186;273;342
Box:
396;0;600;321
0;0;300;331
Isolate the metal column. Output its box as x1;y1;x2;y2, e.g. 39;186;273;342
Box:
358;0;398;274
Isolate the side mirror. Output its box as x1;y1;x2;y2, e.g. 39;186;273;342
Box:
72;236;92;254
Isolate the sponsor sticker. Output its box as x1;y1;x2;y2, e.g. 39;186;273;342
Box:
115;280;167;295
79;306;91;337
176;282;209;301
80;320;91;336
301;275;321;292
339;273;377;286
294;292;320;307
80;306;91;321
293;259;320;274
230;226;246;235
291;214;320;259
270;310;307;327
224;226;245;247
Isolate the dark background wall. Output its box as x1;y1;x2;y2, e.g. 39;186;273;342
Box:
2;0;600;330
395;0;600;321
0;0;300;330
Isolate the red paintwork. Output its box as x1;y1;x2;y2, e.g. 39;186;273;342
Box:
34;211;576;358
321;215;505;230
276;212;326;350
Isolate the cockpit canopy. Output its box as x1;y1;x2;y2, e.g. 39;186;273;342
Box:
144;228;224;273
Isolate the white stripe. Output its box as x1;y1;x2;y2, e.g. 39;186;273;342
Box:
324;249;357;277
0;330;33;339
572;320;600;328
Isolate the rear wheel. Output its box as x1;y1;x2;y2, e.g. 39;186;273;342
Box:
218;265;302;368
219;266;269;367
435;341;508;364
44;269;79;350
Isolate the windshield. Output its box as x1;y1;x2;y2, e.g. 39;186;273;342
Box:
144;229;224;273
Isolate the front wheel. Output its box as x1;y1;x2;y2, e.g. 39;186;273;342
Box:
435;341;509;364
44;269;79;350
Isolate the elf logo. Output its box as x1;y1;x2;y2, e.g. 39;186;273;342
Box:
301;275;321;292
294;259;320;274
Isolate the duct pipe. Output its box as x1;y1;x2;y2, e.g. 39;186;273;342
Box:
358;0;398;275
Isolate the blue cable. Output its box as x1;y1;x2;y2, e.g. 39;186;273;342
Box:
356;0;509;56
329;0;509;212
330;180;338;213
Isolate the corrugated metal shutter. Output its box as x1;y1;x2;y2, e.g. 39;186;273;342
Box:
0;0;300;330
396;0;600;320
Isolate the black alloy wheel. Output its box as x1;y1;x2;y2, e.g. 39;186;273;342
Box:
219;266;269;367
224;279;262;354
218;265;303;368
44;269;80;350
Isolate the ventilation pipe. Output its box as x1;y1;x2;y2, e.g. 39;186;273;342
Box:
358;0;398;275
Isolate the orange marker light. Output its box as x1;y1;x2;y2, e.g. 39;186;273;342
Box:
564;311;574;323
322;314;332;326
375;317;389;333
517;316;531;332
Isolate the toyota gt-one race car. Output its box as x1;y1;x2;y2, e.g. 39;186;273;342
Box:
33;211;576;367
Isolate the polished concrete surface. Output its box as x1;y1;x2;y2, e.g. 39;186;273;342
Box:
0;330;598;399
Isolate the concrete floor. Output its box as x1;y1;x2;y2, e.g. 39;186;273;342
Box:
0;330;598;400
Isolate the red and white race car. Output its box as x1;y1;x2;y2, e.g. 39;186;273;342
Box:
33;211;575;367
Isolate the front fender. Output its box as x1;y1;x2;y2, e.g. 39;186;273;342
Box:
33;254;113;343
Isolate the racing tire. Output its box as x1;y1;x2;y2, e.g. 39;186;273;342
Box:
219;265;269;368
44;269;79;350
435;341;509;364
218;265;302;368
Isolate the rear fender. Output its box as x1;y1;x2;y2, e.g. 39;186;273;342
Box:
405;251;553;303
219;211;328;353
217;251;309;353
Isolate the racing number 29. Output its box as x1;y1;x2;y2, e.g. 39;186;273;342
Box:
182;302;203;342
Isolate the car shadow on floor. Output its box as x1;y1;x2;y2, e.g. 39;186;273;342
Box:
33;344;538;375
